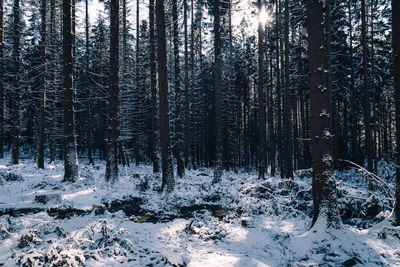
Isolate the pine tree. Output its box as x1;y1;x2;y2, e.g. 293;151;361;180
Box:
307;0;340;228
183;0;191;169
38;0;46;169
0;0;3;159
149;0;160;173
63;0;79;181
257;0;266;179
361;0;372;172
156;0;174;192
283;0;293;178
393;0;400;226
11;0;21;165
86;0;94;165
213;0;223;183
105;0;120;182
173;0;185;177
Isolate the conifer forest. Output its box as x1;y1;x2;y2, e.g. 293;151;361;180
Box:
0;0;400;265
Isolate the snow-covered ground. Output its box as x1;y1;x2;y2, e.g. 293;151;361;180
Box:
0;157;399;266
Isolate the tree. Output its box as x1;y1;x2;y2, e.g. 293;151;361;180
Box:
257;0;266;179
63;0;79;181
283;0;293;178
38;0;47;169
393;0;400;226
11;0;21;165
149;0;160;173
184;0;190;169
213;0;223;183
48;0;57;164
156;0;174;192
307;0;340;228
0;0;3;159
135;0;140;165
361;0;372;172
105;0;120;182
86;0;94;165
173;0;185;177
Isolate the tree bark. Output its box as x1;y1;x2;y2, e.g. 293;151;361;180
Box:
0;0;3;159
184;0;191;168
307;0;340;228
392;0;400;226
63;0;79;181
48;0;56;163
11;0;20;165
173;0;185;177
212;0;223;183
283;0;293;178
134;0;140;165
257;0;266;179
156;0;175;192
38;0;47;169
86;0;94;165
276;0;283;177
149;0;160;173
361;0;372;172
105;0;120;182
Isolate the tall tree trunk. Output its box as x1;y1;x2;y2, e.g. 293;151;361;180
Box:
308;0;340;228
361;0;372;172
48;0;56;163
184;0;191;168
190;0;196;168
86;0;94;165
38;0;47;169
149;0;160;173
0;0;3;159
268;38;276;176
63;0;79;181
392;0;400;226
348;0;358;164
106;0;119;182
283;0;293;178
135;0;140;165
173;0;185;177
156;0;174;192
325;0;336;171
212;0;223;183
11;0;20;165
257;0;266;179
276;0;283;177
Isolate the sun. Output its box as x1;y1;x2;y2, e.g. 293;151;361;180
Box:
258;6;270;26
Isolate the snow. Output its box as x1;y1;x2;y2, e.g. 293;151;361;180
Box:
0;157;399;266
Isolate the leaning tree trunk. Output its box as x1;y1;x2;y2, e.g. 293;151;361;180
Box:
392;0;400;226
307;0;340;228
0;0;3;159
156;0;174;192
257;0;266;179
149;0;160;173
38;0;47;169
11;0;20;165
105;0;120;182
212;0;223;183
63;0;79;181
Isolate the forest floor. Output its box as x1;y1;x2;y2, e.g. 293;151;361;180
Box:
0;156;399;266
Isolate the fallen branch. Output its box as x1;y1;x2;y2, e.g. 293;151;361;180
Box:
339;159;393;198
